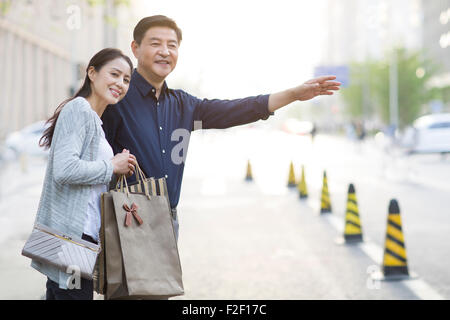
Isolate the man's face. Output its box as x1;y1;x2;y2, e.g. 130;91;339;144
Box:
132;26;179;82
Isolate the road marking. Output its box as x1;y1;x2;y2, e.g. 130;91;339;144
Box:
200;177;227;195
305;202;445;300
323;214;342;232
359;242;383;265
402;278;445;300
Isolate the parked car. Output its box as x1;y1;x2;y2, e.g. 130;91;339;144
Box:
405;113;450;154
0;143;16;165
4;120;50;158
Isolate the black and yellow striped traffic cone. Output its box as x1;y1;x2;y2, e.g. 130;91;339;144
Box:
245;160;253;182
380;199;410;280
343;184;363;243
320;171;332;214
287;161;296;188
297;165;308;199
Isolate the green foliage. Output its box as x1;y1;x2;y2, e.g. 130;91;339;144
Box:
113;0;130;6
341;67;363;118
439;86;450;106
104;15;119;27
341;47;442;128
85;0;130;7
341;60;378;119
0;0;12;15
86;0;106;6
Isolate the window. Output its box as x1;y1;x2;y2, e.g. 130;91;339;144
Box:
428;122;450;129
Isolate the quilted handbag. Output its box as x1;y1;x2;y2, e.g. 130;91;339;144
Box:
22;223;101;280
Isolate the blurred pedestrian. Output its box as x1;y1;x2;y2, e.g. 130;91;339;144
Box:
311;122;317;142
29;48;137;300
102;15;341;243
356;121;366;141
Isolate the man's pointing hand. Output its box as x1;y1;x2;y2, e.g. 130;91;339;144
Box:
268;75;341;113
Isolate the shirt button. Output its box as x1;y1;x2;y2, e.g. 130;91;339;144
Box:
159;126;163;131
152;89;155;93
165;174;168;179
157;102;160;106
162;149;166;154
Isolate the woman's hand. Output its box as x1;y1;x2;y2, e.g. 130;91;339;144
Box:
126;151;137;177
111;149;137;176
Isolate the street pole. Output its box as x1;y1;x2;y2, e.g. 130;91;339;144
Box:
104;0;117;48
362;37;370;123
389;48;399;135
388;1;399;137
66;4;80;96
70;31;77;96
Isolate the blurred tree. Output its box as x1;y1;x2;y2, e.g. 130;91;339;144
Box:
340;63;364;119
86;0;130;7
439;86;450;107
342;48;441;128
0;0;12;15
341;60;378;120
84;0;130;29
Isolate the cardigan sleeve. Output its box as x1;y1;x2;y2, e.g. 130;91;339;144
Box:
52;98;114;186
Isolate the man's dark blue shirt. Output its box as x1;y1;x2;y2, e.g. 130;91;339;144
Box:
101;69;272;209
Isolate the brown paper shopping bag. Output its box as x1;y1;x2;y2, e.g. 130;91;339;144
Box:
110;189;183;298
97;165;183;299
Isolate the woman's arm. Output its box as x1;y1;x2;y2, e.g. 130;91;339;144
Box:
52;98;114;186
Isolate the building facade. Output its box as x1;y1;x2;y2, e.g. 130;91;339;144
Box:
322;0;423;64
422;0;450;89
0;0;134;138
317;0;423;127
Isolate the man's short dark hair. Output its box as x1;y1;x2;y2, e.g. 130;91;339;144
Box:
133;15;182;45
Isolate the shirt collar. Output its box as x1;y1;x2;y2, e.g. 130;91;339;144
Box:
132;69;169;98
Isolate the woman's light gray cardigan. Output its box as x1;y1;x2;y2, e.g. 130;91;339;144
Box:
31;97;114;289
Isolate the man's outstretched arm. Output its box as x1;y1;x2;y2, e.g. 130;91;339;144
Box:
268;75;341;113
192;75;341;130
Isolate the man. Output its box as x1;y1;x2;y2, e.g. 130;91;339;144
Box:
101;15;340;239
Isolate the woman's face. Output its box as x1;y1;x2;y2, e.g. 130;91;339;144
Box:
88;58;131;105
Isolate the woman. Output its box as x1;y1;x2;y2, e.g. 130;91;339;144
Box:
32;48;136;300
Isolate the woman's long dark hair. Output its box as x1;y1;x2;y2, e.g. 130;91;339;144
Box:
39;48;133;149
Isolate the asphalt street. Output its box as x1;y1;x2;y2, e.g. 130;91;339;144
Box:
0;128;448;299
172;128;449;299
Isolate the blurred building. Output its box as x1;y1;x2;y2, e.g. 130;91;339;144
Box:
322;0;423;64
0;0;135;138
422;0;450;89
316;0;423;129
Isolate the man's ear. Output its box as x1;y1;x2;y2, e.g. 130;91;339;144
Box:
131;40;139;59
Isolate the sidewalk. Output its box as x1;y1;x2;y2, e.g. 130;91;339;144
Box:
0;157;48;299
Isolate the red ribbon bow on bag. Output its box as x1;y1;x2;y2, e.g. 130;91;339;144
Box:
123;203;143;227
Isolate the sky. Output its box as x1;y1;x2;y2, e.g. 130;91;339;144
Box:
132;0;328;99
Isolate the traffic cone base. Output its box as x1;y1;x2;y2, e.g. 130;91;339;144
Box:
320;207;332;213
370;270;417;282
334;236;363;246
245;160;253;182
298;165;308;199
344;233;363;243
